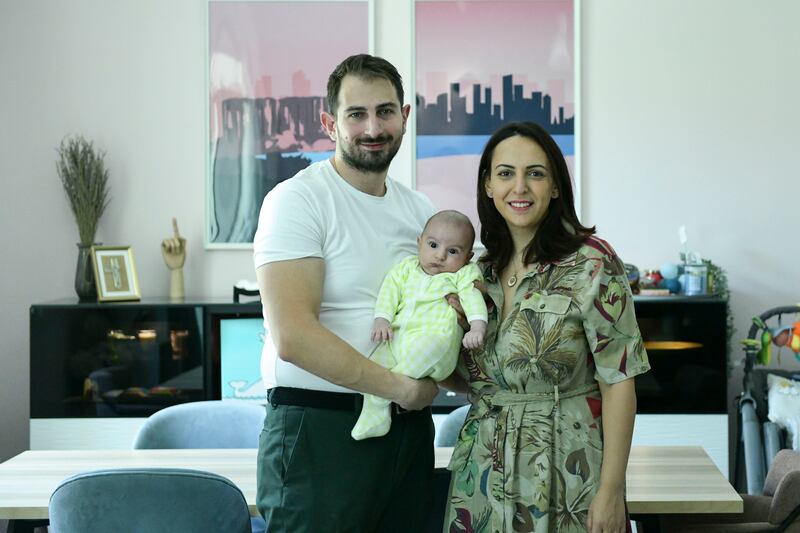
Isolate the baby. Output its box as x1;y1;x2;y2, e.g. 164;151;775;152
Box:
352;210;488;440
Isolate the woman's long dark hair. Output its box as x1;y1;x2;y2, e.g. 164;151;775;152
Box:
477;122;595;273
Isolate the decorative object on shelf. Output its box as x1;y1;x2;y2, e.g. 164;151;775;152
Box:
624;263;640;294
703;258;735;371
683;252;708;295
658;261;681;294
170;329;189;360
75;244;96;301
659;262;680;281
90;245;140;302
640;269;663;290
161;218;186;300
56;135;111;300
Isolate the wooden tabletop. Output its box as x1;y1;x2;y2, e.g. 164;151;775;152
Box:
625;445;742;514
0;445;741;520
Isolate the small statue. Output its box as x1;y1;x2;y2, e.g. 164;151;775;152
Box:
161;218;186;300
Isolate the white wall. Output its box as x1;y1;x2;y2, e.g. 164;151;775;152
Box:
1;0;799;462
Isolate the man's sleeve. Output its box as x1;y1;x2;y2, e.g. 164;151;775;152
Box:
253;181;324;269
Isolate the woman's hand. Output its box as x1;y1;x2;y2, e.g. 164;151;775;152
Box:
446;280;488;330
586;486;627;533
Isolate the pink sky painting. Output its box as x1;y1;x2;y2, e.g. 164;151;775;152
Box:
415;0;576;238
416;0;574;115
209;1;368;99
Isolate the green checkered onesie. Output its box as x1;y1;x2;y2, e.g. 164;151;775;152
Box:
352;256;488;440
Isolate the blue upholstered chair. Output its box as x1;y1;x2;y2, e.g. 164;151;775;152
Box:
48;468;251;533
434;404;470;447
132;400;267;532
132;400;266;449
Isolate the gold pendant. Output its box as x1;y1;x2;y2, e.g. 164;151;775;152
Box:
507;274;517;287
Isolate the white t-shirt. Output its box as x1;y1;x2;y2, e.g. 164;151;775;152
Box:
253;160;436;392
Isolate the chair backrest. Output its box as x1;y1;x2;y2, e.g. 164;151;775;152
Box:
434;404;470;447
132;400;266;449
764;449;800;496
49;468;251;533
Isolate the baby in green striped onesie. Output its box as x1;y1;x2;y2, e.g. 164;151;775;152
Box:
352;210;488;440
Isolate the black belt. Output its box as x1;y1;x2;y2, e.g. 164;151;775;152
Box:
267;386;417;415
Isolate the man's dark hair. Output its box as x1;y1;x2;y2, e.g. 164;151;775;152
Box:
477;121;595;272
326;54;404;115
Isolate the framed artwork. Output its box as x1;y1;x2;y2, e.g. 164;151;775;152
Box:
207;0;373;248
414;0;580;239
91;246;141;302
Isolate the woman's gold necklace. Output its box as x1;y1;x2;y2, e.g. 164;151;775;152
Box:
506;262;525;287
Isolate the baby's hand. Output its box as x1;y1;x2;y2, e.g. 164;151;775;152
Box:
462;319;487;350
371;317;393;343
462;330;484;349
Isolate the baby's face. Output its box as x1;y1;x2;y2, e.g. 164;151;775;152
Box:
417;221;473;275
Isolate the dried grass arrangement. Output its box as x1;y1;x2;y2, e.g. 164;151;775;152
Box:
56;135;111;246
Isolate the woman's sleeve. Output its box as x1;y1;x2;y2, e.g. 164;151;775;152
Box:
580;241;651;384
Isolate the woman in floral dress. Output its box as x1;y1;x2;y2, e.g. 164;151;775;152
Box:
443;122;650;533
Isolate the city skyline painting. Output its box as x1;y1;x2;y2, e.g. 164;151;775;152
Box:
415;0;579;238
207;0;371;247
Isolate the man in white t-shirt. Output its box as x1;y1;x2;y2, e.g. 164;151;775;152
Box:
253;54;441;532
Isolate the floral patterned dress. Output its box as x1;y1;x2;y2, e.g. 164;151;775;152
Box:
444;236;651;533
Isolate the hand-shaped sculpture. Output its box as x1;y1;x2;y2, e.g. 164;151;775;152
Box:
161;218;186;300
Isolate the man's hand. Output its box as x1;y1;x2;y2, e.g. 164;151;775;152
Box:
462;320;487;349
370;317;393;343
393;374;438;411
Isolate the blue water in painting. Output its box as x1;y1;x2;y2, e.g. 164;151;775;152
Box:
417;135;574;159
255;151;333;162
253;135;573;162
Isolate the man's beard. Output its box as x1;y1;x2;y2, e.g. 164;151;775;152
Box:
339;134;402;173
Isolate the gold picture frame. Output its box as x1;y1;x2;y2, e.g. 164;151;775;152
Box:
90;245;141;302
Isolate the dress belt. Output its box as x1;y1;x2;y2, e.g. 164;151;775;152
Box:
447;383;601;477
488;382;600;407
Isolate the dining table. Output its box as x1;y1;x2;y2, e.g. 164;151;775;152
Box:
0;445;741;532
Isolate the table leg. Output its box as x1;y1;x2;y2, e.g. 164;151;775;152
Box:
631;514;661;533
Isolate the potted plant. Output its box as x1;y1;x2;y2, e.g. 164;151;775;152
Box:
56;135;111;300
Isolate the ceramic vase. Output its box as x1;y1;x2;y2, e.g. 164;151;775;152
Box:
75;244;97;301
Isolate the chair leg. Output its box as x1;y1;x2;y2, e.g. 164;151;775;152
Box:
5;519;48;533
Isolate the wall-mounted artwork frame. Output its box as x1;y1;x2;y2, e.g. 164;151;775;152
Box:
91;245;141;302
206;0;374;249
413;0;580;239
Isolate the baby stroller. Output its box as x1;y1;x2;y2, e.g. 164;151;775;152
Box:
734;305;800;495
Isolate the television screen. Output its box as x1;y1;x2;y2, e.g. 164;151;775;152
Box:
219;317;267;403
